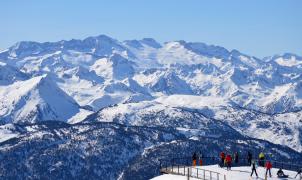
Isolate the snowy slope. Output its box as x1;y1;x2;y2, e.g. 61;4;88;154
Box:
0;121;300;180
152;165;299;180
0;75;81;123
83;94;302;152
0;62;28;85
91;54;135;80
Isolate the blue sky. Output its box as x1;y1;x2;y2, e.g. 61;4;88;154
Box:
0;0;301;57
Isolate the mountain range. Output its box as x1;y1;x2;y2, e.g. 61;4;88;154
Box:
0;35;301;179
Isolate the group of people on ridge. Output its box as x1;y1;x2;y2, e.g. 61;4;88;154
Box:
250;159;292;178
191;150;302;179
250;159;275;178
252;152;302;179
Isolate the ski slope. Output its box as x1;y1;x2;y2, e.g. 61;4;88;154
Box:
152;165;300;180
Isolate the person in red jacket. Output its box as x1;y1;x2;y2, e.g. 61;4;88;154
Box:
225;154;232;170
265;160;272;177
220;152;225;167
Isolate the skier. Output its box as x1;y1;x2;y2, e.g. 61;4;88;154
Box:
220;152;225;167
295;168;302;178
225;154;232;170
259;152;265;167
247;151;252;166
234;152;239;164
265;160;272;178
277;168;289;178
192;152;197;166
250;160;258;178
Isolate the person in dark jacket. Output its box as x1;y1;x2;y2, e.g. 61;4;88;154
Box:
277;168;288;178
234;152;239;164
220;152;225;167
247;151;252;166
250;160;258;178
192;152;197;166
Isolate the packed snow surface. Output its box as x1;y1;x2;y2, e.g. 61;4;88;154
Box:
152;165;299;180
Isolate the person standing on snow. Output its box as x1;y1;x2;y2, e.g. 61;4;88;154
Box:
247;151;252;166
192;152;197;166
265;160;272;178
225;154;232;170
259;152;265;167
234;152;239;164
220;152;225;167
198;151;203;166
250;160;258;178
295;168;302;178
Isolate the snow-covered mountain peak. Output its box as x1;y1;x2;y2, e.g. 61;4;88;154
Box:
0;74;80;124
277;53;302;60
271;53;302;67
8;41;45;58
90;54;135;80
162;40;229;58
140;38;162;48
155;40;233;66
2;35;133;62
151;71;193;95
184;42;230;59
91;34;117;42
229;49;263;69
123;40;144;49
124;38;161;49
163;40;186;50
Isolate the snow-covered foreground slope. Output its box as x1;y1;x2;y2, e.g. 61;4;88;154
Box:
152;165;299;180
